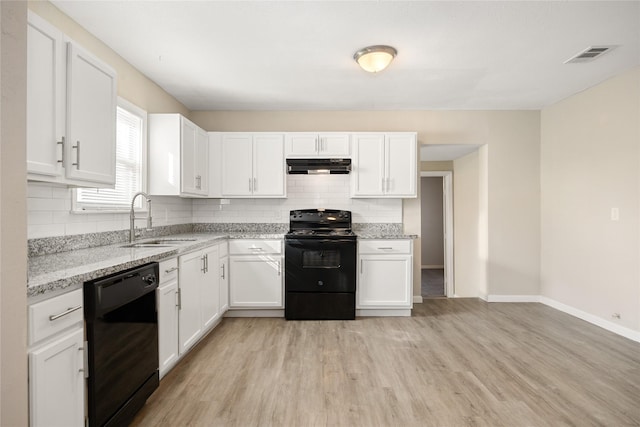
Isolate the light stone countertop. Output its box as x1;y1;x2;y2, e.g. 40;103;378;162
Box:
356;234;417;239
28;230;412;303
27;232;284;303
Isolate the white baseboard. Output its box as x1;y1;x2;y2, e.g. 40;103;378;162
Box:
484;294;640;343
486;294;541;303
356;309;412;317
413;295;423;303
225;309;284;318
421;265;444;269
539;296;640;343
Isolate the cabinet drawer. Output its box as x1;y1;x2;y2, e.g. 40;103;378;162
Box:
29;289;83;346
229;240;282;255
159;258;179;283
358;240;411;254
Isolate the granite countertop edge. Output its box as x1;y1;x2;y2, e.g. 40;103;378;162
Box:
28;232;283;303
28;231;414;303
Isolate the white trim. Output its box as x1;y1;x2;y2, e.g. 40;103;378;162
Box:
486;294;541;303
413;295;423;303
539;296;640;343
420;171;454;298
356;309;412;317
422;265;444;269
224;309;284;318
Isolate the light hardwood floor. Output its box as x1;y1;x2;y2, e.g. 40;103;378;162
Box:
131;299;640;427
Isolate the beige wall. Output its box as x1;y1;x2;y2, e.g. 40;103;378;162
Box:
541;67;640;332
191;111;541;299
1;1;28;424
27;1;189;115
421;161;453;172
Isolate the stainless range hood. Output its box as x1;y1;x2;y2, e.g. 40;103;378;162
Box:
287;158;351;174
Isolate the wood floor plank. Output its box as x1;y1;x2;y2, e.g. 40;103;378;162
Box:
131;299;640;427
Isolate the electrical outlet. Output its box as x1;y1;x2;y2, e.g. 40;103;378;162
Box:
611;208;619;221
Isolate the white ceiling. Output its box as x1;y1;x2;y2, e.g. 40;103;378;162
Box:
51;1;640;111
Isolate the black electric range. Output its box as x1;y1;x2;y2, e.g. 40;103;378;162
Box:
284;209;357;320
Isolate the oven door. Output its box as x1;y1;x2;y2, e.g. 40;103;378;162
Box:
285;238;356;293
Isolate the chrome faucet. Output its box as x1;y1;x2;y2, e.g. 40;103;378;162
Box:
130;192;153;243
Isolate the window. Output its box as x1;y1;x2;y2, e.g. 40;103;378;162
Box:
75;99;147;211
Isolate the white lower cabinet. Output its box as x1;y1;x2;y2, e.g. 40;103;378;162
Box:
28;289;85;427
357;240;413;314
157;259;179;379
157;242;227;379
229;240;283;309
219;243;229;314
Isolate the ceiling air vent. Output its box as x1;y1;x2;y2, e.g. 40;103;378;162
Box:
565;45;617;63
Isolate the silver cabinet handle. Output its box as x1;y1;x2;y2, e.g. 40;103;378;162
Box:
205;254;209;273
250;246;264;251
277;260;281;276
378;247;394;250
72;140;80;169
176;289;181;309
164;266;178;274
360;259;363;274
221;263;225;279
57;136;65;165
49;305;82;321
201;255;206;273
82;341;89;378
196;175;201;189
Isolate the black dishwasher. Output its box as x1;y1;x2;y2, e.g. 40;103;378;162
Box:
84;262;159;427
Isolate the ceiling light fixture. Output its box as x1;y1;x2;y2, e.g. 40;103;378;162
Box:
353;45;397;73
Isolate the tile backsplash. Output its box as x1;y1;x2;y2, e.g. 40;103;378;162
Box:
193;175;401;224
28;175;402;238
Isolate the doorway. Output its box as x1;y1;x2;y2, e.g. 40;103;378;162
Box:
420;171;453;298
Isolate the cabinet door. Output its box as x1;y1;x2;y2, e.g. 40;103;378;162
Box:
385;134;417;197
358;255;412;308
180;118;199;195
201;246;220;330
66;42;117;185
178;251;204;354
351;134;386;197
318;133;350;157
29;328;84;427
285;133;319;157
221;134;253;196
157;280;179;379
253;134;285;197
196;128;209;195
229;256;283;308
219;255;229;313
27;11;65;177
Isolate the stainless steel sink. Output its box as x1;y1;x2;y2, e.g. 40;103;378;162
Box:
121;238;197;248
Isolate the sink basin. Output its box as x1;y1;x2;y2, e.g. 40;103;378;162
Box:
121;238;197;248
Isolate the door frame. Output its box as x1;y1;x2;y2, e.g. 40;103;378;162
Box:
421;171;454;297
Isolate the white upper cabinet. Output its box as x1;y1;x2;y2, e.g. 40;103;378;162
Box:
217;133;286;198
26;12;65;178
65;42;117;185
285;133;350;158
351;132;417;198
27;11;117;187
149;114;209;197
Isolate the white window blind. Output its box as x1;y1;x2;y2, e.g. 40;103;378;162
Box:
76;104;145;210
